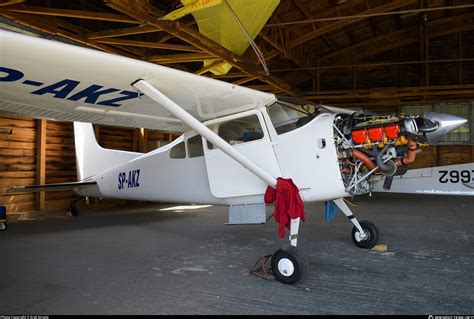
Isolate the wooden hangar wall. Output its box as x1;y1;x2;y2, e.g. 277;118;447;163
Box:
0;116;179;216
0;0;474;216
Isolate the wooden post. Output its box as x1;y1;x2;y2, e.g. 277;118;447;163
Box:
36;119;46;211
459;32;463;85
138;128;148;153
93;125;100;142
432;145;438;167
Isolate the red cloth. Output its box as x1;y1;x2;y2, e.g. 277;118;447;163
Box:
264;178;305;238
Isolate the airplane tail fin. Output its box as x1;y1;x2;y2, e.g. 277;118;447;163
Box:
73;122;142;181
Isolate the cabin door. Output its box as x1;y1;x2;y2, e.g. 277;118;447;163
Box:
203;110;281;198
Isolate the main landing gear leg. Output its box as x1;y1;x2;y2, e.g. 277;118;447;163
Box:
333;198;379;249
271;218;306;284
69;197;83;217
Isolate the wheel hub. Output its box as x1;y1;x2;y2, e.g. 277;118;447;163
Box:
277;258;295;277
355;229;370;242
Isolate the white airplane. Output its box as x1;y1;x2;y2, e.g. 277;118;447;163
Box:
0;29;469;284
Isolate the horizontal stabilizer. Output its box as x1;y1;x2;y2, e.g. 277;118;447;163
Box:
372;163;474;196
11;181;97;193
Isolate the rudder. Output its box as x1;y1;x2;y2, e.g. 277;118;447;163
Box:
74;122;142;181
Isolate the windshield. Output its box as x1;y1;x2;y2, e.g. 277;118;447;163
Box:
267;97;320;135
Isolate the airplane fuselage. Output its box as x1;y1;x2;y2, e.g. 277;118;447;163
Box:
76;109;349;205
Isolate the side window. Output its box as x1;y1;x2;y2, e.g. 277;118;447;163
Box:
187;135;204;158
170;141;186;159
217;114;264;145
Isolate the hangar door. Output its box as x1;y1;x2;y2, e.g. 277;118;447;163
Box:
203;110;282;198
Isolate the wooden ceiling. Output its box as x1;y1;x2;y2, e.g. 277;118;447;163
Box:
1;0;474;106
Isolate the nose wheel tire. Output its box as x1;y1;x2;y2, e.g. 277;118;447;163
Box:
271;246;305;285
351;220;379;249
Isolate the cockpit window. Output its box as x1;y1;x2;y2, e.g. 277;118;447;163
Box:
267;99;319;135
170;141;186;159
217;114;264;145
187;135;204;158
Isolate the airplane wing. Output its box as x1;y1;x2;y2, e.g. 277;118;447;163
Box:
0;29;276;131
372;163;474;196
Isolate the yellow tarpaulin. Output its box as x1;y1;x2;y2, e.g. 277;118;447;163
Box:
163;0;280;75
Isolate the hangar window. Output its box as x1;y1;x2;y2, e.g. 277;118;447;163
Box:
170;141;186;159
187;135;204;158
217;114;264;145
402;103;471;143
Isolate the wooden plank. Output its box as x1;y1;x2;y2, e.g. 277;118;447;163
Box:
0;144;36;156
0;127;36;136
3;202;35;213
0;141;36;149
0;178;35;187
0;118;36;128
46;191;76;201
0;133;35;142
45;199;74;210
0;163;36;171
437;145;472;165
0;171;35;178
36;119;46;210
0;194;35;205
0;157;36;164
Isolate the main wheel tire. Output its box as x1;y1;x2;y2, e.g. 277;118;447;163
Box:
351;220;379;249
0;222;6;231
70;205;80;217
271;246;305;285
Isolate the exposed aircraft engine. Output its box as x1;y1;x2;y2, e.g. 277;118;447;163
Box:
333;110;442;196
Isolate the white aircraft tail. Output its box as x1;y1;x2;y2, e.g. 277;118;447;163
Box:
74;122;142;181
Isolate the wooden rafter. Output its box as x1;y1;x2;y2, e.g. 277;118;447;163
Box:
87;25;160;39
7;4;140;24
195;60;227;75
95;38;202;52
320;12;474;65
145;52;214;64
288;0;417;49
0;0;24;7
305;84;474;101
0;8;138;57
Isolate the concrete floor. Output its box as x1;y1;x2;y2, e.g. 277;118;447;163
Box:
0;193;473;315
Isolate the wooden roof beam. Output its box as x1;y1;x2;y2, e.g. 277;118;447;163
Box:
145;53;214;64
87;25;160;39
288;0;417;49
304;84;474;101
0;0;24;7
7;4;141;24
0;8;138;57
320;12;474;65
95;38;202;52
105;0;303;97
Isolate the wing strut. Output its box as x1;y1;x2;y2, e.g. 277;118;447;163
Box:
132;79;277;188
